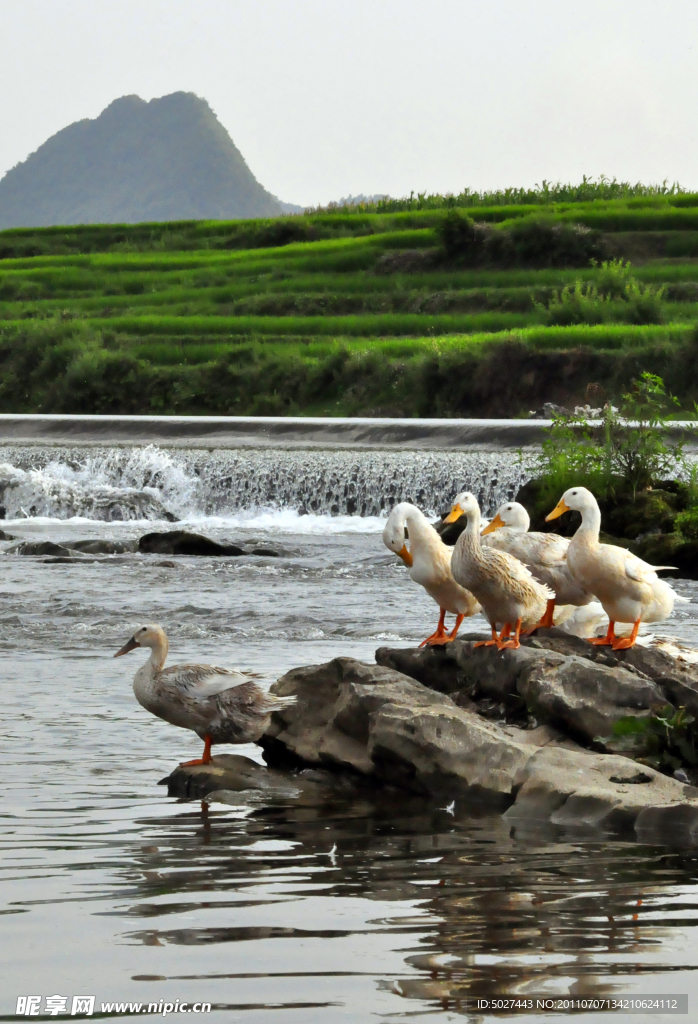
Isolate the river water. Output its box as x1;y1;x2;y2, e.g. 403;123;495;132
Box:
2;444;698;1023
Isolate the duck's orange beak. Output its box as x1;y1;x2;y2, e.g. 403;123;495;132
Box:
481;512;505;536
443;503;464;524
396;544;413;567
546;498;571;522
114;637;139;658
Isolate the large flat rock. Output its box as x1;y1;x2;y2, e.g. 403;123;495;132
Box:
264;657;453;774
263;653;698;839
377;633;672;751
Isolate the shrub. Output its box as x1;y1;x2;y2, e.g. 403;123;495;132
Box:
542;281;611;326
675;507;698;540
528;371;684;501
438;213;607;269
538;259;666;326
437;211;487;262
593;258;633;299
624;279;666;325
502;218;606;268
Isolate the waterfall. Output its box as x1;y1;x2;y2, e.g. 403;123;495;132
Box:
0;445;532;522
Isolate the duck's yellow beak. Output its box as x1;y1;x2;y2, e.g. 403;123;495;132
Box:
396;544;413;567
443;503;464;524
481;512;504;536
114;637;139;658
546;498;571;522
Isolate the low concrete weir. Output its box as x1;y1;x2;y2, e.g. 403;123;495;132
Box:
0;414;554;449
1;414;696;450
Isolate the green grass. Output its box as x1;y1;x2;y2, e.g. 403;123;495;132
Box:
3;192;698;415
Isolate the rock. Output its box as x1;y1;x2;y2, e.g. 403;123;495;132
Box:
375;644;463;695
13;540;73;556
164;753;364;804
41;556;105;564
264;657;453;775
0;529;16;540
367;701;532;804
138;530;245;556
250;547;280;557
433;515;465;547
6;538;136;557
615;644;698;721
378;633;669;750
517;652;666;750
262;654;698;837
68;539;136;554
504;745;698;833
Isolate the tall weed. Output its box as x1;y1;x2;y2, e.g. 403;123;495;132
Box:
529;372;684;499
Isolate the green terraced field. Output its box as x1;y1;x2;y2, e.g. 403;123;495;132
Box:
2;193;698;416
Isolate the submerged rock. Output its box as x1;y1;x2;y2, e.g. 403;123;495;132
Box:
138;530;283;557
68;539;136;554
13;540;73;557
139;531;245;556
9;538;137;557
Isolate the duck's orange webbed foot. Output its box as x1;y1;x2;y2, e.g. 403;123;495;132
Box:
611;619;641;651
589;622;616;647
475;625;500;649
419;609;448;647
427;613;466;646
180;735;213;767
496;620;522;650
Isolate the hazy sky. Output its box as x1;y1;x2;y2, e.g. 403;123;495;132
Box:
1;0;697;207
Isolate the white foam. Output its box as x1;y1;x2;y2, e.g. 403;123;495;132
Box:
0;443;529;524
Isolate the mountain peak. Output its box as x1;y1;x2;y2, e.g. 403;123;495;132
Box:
0;91;285;227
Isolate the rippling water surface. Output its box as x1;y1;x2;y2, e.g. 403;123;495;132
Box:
3;445;698;1022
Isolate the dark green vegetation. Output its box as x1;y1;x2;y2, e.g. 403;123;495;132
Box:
3;189;698;415
518;375;698;576
0;92;286;229
308;175;686;213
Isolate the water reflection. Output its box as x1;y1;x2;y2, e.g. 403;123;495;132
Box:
106;790;698;1017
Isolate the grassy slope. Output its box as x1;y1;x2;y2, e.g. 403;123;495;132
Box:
2;196;698;416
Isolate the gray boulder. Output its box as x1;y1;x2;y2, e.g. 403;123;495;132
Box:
368;701;532;804
164;753;363;804
265;657;453;775
378;637;668;750
517;652;666;749
505;745;698;834
260;653;698;838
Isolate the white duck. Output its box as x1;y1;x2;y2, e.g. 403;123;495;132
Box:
546;486;683;649
444;492;553;649
383;501;480;645
114;625;296;764
481;500;594;627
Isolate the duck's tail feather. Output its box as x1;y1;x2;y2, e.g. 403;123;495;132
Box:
265;693;298;711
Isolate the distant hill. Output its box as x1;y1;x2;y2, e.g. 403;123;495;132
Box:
0;92;296;228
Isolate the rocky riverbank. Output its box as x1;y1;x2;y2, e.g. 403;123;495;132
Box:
166;628;698;843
